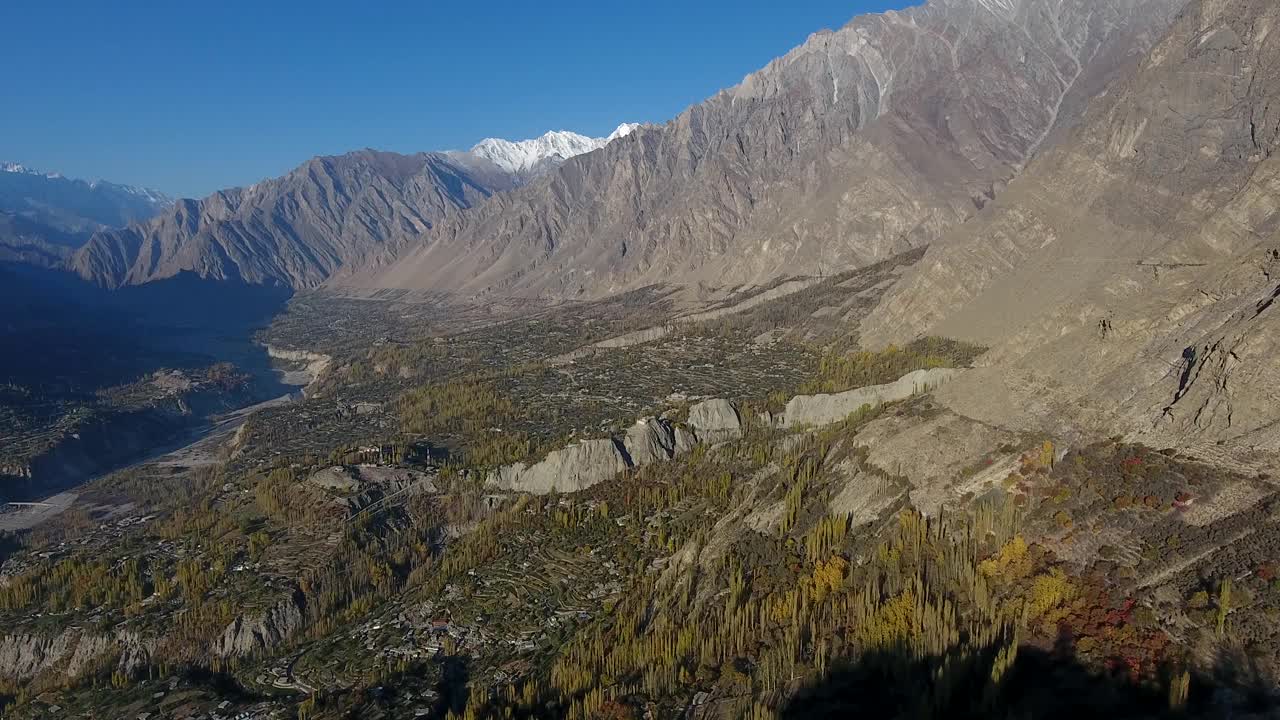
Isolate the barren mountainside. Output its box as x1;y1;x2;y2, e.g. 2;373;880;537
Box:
70;150;517;289
860;0;1280;451
64;0;1185;298
361;0;1186;299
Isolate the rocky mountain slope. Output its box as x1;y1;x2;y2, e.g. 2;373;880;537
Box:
361;0;1186;299
70;150;518;289
860;0;1280;452
67;125;646;290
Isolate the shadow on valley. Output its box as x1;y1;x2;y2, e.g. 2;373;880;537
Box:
0;263;296;501
779;640;1261;720
0;263;293;390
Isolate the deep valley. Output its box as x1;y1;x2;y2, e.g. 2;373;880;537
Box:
3;0;1280;717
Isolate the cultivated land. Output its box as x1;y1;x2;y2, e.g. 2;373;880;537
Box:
0;252;1276;719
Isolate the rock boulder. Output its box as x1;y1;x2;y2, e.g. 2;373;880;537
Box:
688;399;743;444
622;418;677;466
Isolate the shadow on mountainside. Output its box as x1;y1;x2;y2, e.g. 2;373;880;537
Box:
0;263;294;391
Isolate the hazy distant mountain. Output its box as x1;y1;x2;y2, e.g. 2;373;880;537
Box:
0;162;171;236
362;0;1186;299
0;211;85;267
0;162;172;270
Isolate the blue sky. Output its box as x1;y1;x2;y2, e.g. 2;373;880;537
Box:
2;0;911;199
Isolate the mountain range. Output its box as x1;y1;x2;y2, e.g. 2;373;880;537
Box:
0;162;171;232
469;123;642;179
60;0;1185;300
63;126;642;289
367;0;1183;298
18;0;1280;456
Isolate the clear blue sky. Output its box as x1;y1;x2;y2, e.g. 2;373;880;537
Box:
2;0;911;199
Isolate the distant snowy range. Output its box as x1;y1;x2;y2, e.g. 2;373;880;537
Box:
468;123;642;178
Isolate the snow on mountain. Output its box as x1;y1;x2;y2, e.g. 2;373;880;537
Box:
606;123;642;142
0;161;173;235
470;123;642;175
2;161;170;203
89;180;173;205
1;161;61;179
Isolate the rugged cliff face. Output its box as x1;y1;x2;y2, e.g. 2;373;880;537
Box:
70;150;517;290
0;628;154;682
0;594;306;682
360;0;1185;299
860;0;1280;451
213;593;306;659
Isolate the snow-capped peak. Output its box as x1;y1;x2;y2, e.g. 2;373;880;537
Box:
470;123;642;175
606;123;642;142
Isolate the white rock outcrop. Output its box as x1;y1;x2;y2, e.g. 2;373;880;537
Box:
483;373;963;496
487;413;721;495
777;368;961;428
214;593;306;658
488;439;630;494
624;418;678;466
